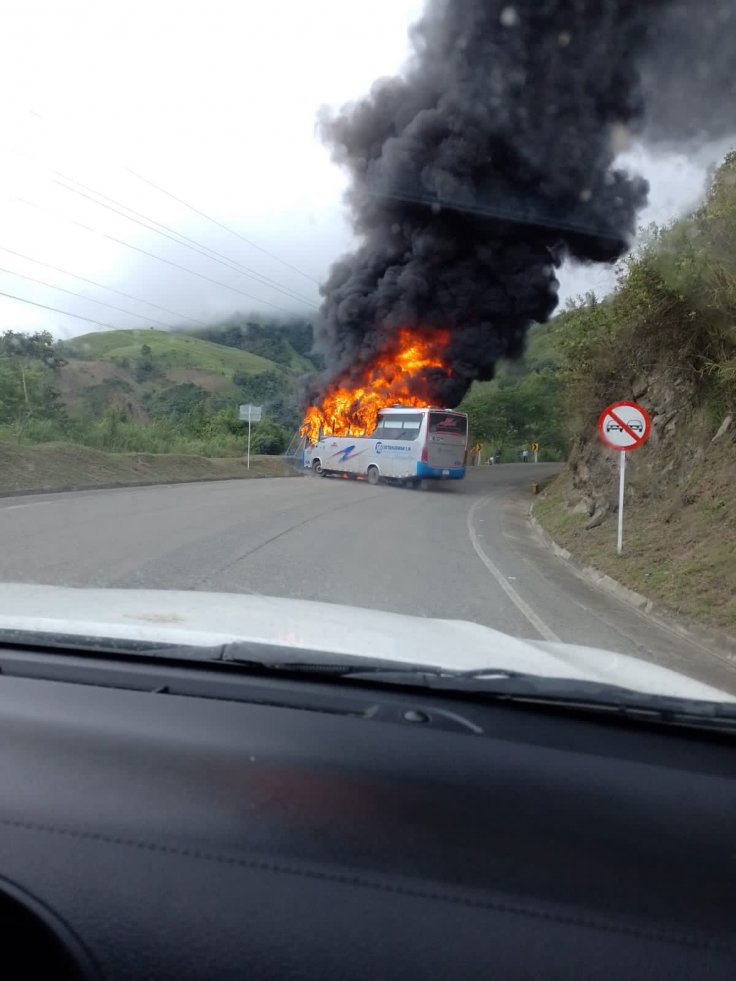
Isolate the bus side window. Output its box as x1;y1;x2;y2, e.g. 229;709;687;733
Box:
382;420;403;440
370;418;386;439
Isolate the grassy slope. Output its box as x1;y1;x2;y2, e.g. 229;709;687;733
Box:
57;328;290;421
284;341;313;372
534;414;736;632
67;329;279;375
0;441;297;495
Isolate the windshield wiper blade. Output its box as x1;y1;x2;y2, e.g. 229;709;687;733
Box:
3;632;734;732
239;662;528;680
222;659;736;731
269;661;526;682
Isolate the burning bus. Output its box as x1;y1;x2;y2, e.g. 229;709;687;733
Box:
304;406;468;486
300;327;467;485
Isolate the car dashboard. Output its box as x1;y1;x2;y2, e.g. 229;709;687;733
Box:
0;644;735;979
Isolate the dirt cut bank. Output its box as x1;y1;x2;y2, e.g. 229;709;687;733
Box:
0;442;298;497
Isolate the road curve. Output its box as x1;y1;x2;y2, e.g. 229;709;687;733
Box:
1;463;734;693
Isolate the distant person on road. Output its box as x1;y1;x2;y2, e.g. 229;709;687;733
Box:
522;448;529;463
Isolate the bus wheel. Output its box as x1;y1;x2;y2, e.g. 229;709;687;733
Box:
367;466;380;486
312;459;323;476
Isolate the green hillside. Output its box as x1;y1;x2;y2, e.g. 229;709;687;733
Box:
65;329;278;376
0;321;313;459
285;342;315;372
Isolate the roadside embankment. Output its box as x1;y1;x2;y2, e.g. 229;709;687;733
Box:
0;442;299;496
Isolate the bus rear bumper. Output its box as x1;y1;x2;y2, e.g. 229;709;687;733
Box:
416;463;465;480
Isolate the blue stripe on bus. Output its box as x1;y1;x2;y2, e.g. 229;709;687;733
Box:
416;462;465;479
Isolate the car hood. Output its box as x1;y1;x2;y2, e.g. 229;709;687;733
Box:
0;583;731;702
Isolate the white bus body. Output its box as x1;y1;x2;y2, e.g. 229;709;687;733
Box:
304;407;468;485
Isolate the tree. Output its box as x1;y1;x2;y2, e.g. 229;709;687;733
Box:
144;383;208;422
249;419;288;454
0;331;66;440
232;370;302;429
133;343;161;382
461;364;567;460
232;370;285;402
184;315;321;370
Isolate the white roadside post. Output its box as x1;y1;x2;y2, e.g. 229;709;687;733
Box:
247;407;252;470
239;404;263;470
597;401;651;556
617;451;626;555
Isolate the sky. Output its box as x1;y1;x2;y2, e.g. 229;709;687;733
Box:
0;0;729;340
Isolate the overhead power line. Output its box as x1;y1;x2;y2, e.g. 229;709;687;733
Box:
15;197;300;316
127;168;321;286
0;264;175;329
0;288;121;331
53;173;319;309
13;109;321;291
0;245;209;327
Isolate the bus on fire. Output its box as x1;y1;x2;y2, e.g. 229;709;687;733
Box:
303;406;468;486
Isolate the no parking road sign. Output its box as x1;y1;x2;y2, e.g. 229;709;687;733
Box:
597;401;651;555
597;401;651;451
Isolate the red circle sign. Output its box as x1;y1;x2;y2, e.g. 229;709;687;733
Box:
597;400;651;451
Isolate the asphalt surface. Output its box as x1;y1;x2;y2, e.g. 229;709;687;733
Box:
1;463;735;693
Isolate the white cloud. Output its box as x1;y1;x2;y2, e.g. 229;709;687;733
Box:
0;0;424;336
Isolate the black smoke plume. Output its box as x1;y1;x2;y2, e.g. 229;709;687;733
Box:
309;0;736;408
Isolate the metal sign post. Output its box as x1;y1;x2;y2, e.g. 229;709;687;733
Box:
597;400;651;555
617;451;626;555
239;404;263;470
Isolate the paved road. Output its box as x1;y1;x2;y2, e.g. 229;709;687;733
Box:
1;464;734;693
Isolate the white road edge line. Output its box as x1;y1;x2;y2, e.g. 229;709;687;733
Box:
467;497;560;643
0;501;55;512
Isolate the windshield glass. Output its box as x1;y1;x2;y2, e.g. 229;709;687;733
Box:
428;412;468;439
0;0;735;710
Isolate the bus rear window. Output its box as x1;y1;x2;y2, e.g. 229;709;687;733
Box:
429;412;467;437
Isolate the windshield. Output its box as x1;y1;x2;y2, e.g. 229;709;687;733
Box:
0;0;735;711
428;412;467;439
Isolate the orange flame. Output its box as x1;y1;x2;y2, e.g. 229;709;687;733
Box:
301;327;451;444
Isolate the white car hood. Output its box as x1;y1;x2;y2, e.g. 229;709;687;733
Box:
0;583;731;702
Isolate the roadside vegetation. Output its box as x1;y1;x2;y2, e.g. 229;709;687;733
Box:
554;150;736;442
459;323;567;461
0;317;318;458
533;150;736;633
